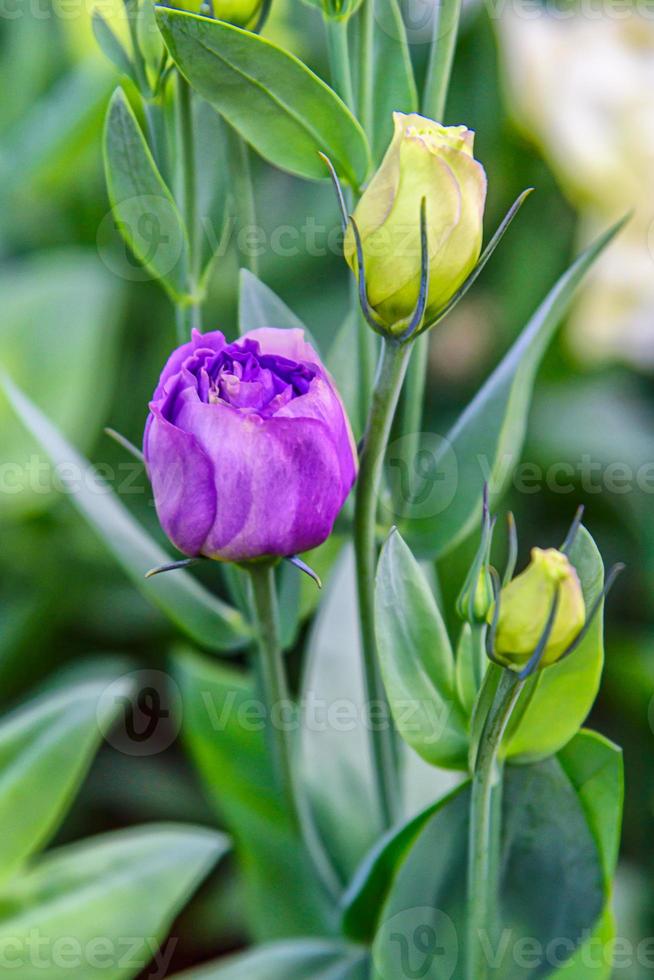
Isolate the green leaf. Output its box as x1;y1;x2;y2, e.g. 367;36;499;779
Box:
175;940;369;979
0;676;130;885
239;269;310;335
103;87;190;301
326;311;361;441
92;11;134;79
373;758;604;979
342;786;464;943
401;220;626;559
370;0;418;164
155;9;370;188
0;825;227;979
0;251;122;521
299;546;384;883
1;375;251;653
172;648;332;939
375;530;468;769
504;527;605;762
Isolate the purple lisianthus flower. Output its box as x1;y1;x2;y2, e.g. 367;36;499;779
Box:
144;327;357;562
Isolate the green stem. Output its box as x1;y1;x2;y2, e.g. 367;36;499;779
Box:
248;563;298;821
248;562;342;901
354;337;413;828
227;128;260;277
357;0;374;134
398;0;462;491
175;73;202;340
466;668;524;980
325;17;355;111
422;0;463;121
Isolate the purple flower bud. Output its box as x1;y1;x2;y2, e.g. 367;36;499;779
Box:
144;327;357;563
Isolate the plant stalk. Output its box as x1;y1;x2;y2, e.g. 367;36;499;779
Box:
354;336;412;828
175;72;202;341
325;17;355;111
466;668;524;980
357;0;375;135
226;127;260;278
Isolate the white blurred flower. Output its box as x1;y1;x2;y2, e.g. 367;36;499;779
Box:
498;10;654;368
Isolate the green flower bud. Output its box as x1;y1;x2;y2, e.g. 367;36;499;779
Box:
489;548;585;670
344;113;487;334
171;0;264;28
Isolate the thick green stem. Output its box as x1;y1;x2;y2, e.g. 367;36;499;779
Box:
226;128;260;277
175;73;202;340
422;0;463;121
248;563;298;822
357;0;374;135
325;17;355;111
354;337;413;828
466;668;524;980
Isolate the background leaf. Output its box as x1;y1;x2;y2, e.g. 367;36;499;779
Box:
0;675;130;885
370;0;418;164
172;647;332;939
0;825;227;979
401;222;624;559
174;939;369;979
155;10;370;187
2;375;251;652
238;269;311;336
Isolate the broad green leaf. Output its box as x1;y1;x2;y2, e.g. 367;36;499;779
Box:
373;757;604;979
172;648;332;939
342;785;464;943
103;87;190;301
155;9;370;187
551;909;615;979
175;940;369;979
505;527;605;762
0;676;130;884
401;220;625;559
558;730;623;887
277;535;344;651
239;269;309;335
0;251;122;521
2;375;251;652
0;825;227;979
300;546;383;883
375;530;468;769
92;11;134;79
371;0;418;163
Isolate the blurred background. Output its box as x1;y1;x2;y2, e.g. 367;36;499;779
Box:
1;0;654;974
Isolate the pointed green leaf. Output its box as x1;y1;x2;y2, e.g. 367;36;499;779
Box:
103;87;190;300
155;9;370;187
401;219;626;558
2;374;251;652
239;269;309;335
92;11;134;79
375;529;468;769
0;825;227;979
0;676;130;884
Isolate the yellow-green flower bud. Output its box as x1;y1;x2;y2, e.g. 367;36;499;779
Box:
489;548;585;670
171;0;263;28
344;113;487;334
